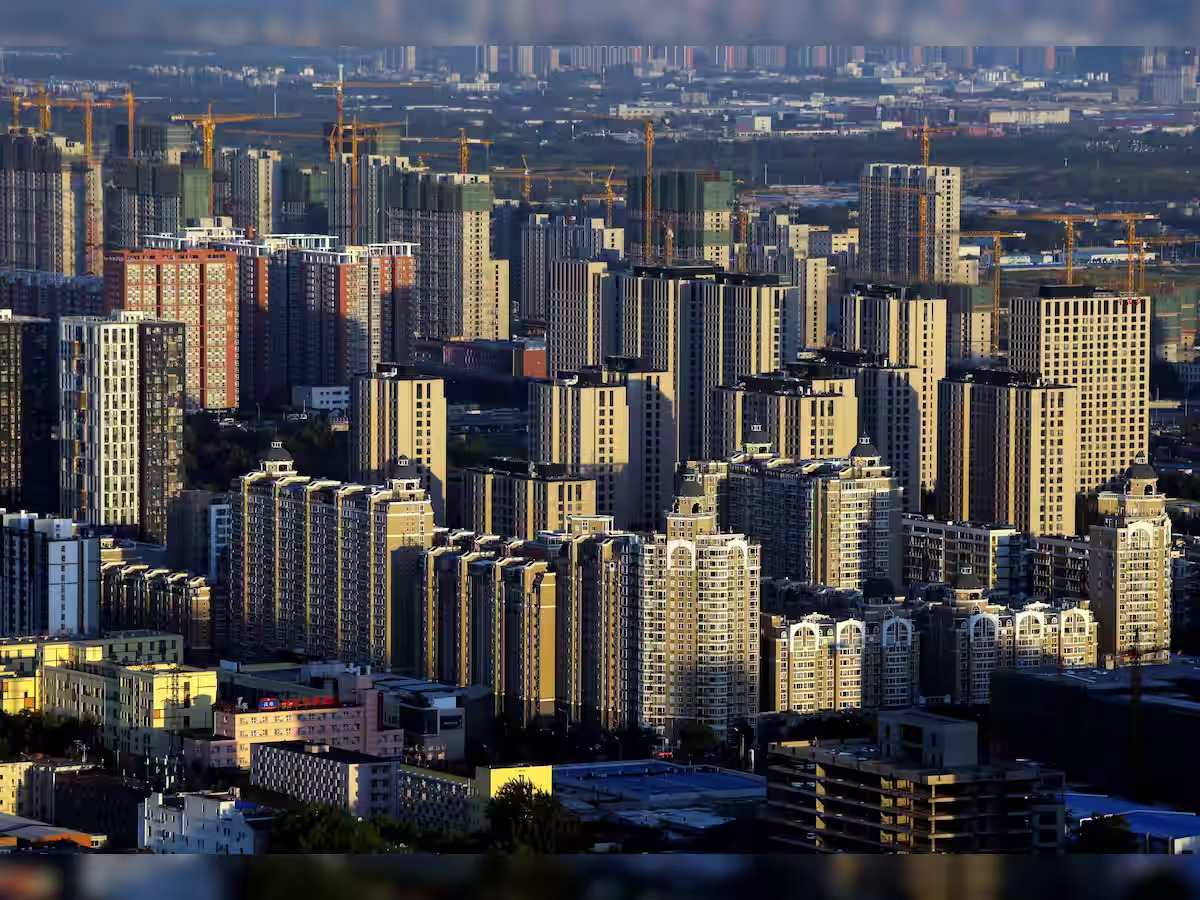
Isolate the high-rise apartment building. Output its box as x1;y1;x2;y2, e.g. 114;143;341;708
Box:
0;131;102;276
529;359;676;531
553;519;642;730
99;564;212;654
761;609;919;714
0;270;104;321
58;313;186;544
922;573;1099;705
0;511;99;637
839;283;946;508
287;243;418;389
546;259;615;377
635;478;759;739
0;312;56;514
103;158;209;251
381;172;509;342
937;370;1080;536
858;162;963;283
1088;461;1172;664
901;517;1025;592
519;214;623;324
349;365;447;520
417;535;504;684
103;249;239;411
224;148;281;236
709;364;858;462
458;460;596;540
1010;285;1150;495
206;233;339;409
230;447;436;668
713;440;902;589
626;170;733;267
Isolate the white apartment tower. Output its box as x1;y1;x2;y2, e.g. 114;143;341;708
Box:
859;162;963;284
58;313;186;543
0;511;100;637
1010;285;1150;495
636;476;760;740
1088;460;1172;665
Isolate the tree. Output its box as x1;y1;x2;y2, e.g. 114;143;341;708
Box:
677;721;719;762
1073;813;1139;853
269;804;402;854
487;780;581;853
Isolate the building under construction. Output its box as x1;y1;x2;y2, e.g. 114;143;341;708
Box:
0;129;102;275
626;170;733;268
104;158;210;251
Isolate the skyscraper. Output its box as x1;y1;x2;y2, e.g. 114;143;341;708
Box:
103;249;239;411
103;158;210;251
529;359;677;531
714;440;903;589
839;284;947;509
626;170;733;267
0;131;102;276
0;511;100;637
381;172;509;341
938;371;1080;536
0;311;56;514
349;365;447;520
286;242;418;387
230;447;436;668
546;259;615;377
58;313;186;544
1088;461;1171;664
520;214;623;324
1010;285;1150;495
635;474;759;740
859;163;963;284
224;148;281;236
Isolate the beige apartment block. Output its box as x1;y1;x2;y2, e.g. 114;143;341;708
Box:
859;163;964;284
458;460;596;540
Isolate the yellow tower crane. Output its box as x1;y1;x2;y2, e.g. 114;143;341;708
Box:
575;111;659;264
312;64;432;161
908;115;965;167
170;105;300;215
997;212;1157;288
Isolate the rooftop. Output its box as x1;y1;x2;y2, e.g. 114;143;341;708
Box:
1001;660;1200;713
255;741;387;766
552;760;765;808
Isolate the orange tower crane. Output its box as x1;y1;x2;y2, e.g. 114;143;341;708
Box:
1116;235;1200;292
9;89;20;128
997;212;1157;288
575;112;658;264
877;182;938;281
908;115;965;167
170;105;300;215
960;230;1027;355
312;64;432;161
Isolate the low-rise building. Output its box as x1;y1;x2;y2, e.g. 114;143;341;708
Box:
0;812;106;851
290;385;350;413
186;692;404;770
139;789;273;854
0;631;184;714
761;609;920;714
41;657;216;760
765;709;1067;854
920;572;1099;705
249;742;398;820
395;764;552;835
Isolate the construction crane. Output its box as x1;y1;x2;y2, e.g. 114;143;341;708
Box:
1116;235;1200;292
170;104;300;215
312;64;432;161
996;211;1157;288
387;128;494;175
9;89;20;128
961;230;1028;355
575;111;659;264
18;90;116;158
582;171;625;228
908;115;965;167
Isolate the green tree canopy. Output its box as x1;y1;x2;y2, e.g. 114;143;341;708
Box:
269;804;398;854
1073;813;1139;853
487;780;581;854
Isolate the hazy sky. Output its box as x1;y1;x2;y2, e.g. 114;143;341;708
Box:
4;0;1198;48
